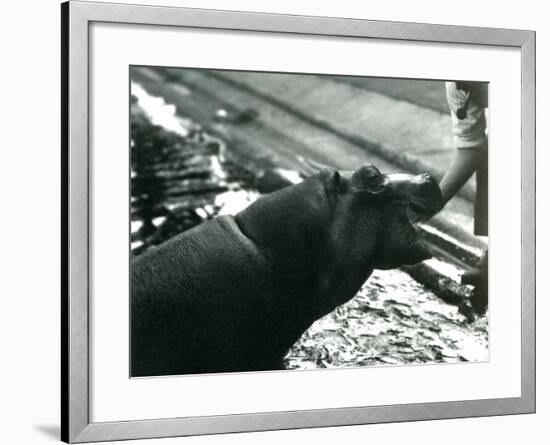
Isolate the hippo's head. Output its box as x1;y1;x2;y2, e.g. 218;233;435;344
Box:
294;164;441;312
320;165;442;270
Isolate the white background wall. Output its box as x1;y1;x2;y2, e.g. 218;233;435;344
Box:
0;0;546;444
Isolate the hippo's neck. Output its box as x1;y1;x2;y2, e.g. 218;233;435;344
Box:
235;181;326;287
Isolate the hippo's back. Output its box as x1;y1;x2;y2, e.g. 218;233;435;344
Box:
131;215;280;376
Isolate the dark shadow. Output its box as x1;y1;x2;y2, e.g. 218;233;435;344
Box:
34;424;59;440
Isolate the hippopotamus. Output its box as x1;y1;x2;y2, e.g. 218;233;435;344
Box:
131;165;442;377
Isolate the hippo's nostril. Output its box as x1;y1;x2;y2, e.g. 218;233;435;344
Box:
413;173;435;185
409;175;443;214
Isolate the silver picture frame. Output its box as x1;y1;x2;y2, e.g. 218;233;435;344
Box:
61;1;536;442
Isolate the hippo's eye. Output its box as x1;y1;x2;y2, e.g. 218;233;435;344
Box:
366;172;384;191
367;173;382;187
351;165;386;193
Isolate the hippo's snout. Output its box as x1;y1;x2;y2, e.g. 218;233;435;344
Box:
386;173;443;214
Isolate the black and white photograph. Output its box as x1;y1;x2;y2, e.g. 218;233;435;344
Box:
129;67;489;377
2;0;544;443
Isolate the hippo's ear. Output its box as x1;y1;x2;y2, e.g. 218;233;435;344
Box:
332;170;348;193
397;241;432;266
